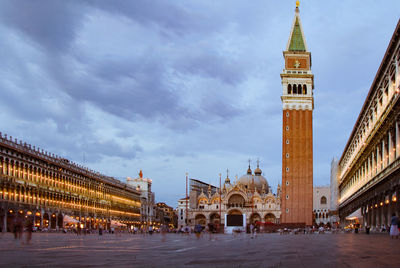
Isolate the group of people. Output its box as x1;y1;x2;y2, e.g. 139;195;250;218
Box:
10;215;33;244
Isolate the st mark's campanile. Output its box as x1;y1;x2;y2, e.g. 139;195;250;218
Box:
280;2;314;226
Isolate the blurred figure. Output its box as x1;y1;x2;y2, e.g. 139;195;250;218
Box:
194;224;202;239
161;224;167;242
390;213;399;239
13;215;23;241
25;217;33;244
77;223;81;236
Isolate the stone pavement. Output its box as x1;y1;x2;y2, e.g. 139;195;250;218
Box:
0;232;399;267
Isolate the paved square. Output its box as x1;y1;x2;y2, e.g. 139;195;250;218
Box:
0;232;399;267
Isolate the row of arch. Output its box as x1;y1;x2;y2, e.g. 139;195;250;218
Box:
194;211;278;226
315;212;329;219
0;156;139;204
287;84;307;95
0;182;140;217
0;207;135;232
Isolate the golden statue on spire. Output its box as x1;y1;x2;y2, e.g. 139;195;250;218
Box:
296;1;300;8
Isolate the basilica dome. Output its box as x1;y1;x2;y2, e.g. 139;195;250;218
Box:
237;163;269;193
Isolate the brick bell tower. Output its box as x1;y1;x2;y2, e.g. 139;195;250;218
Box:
280;2;314;226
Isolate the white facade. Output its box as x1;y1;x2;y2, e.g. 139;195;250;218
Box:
176;197;188;228
126;171;155;225
330;159;340;224
313;186;331;225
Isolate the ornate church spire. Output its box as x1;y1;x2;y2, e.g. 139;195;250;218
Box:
247;158;252;175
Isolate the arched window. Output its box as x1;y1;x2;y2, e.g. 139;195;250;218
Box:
288;84;292;94
298;84;302;94
293;84;297;94
303;85;307;94
321;196;327;205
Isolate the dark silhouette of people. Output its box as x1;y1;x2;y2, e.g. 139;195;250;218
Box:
25;217;33;244
12;215;23;241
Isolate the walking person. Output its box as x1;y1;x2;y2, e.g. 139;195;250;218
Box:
161;224;167;242
250;223;255;239
194;224;202;239
390;213;399;239
25;217;33;245
77;223;81;236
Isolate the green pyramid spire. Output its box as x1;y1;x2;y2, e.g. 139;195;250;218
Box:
288;17;306;52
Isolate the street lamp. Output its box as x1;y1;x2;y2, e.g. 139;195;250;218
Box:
185;172;188;226
219;173;222;230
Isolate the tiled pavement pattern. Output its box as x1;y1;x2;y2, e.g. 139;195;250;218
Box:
0;232;399;267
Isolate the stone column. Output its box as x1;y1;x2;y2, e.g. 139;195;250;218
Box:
368;156;372;180
3;212;7;233
388;198;392;227
376;146;381;173
377;204;382;229
362;206;367;227
372;204;376;229
389;130;394;164
382;138;387;169
388;73;393;100
367;205;372;227
371;152;375;176
381;203;386;228
396;121;399;159
40;209;44;228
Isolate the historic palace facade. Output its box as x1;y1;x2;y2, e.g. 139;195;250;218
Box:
280;3;314;226
337;19;400;228
0;133;141;231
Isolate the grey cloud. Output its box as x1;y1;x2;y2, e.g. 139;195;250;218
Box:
85;0;213;36
0;0;87;53
175;52;248;86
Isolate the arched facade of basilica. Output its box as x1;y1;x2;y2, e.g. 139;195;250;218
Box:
188;163;281;231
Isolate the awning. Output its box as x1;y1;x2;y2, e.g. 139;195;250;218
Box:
63;215;79;224
111;220;127;227
345;208;362;220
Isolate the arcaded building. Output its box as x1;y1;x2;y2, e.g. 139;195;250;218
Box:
0;133;141;231
336;19;400;228
280;3;314;226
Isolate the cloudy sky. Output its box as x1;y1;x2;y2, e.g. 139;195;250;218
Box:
0;1;399;206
